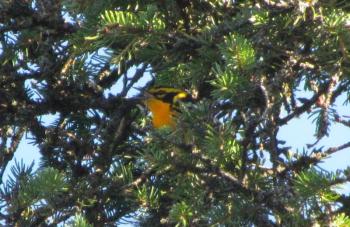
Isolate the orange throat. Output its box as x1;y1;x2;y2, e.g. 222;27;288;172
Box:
145;98;175;128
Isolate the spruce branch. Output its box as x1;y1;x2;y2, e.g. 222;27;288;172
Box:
0;127;25;185
278;79;335;126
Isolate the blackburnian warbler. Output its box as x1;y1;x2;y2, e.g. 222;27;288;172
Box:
143;87;193;128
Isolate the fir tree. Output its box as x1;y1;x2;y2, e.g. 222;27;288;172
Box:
1;0;350;226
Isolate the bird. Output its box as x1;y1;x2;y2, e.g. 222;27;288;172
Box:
142;87;193;129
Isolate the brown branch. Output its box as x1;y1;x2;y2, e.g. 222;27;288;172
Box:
277;80;333;126
335;116;350;128
117;166;156;195
279;140;350;178
0;127;26;184
339;35;350;64
188;152;290;215
324;141;350;156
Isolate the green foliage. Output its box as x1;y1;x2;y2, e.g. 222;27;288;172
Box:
2;162;70;225
18;167;68;206
169;201;193;227
204;124;241;169
219;33;256;72
249;9;269;26
83;5;167;72
211;63;243;100
69;213;94;227
294;168;340;203
110;161;134;185
100;8;165;31
334;213;350;227
136;185;159;209
142;133;174;167
2;0;350;226
211;33;254;101
323;8;350;34
5;160;35;191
